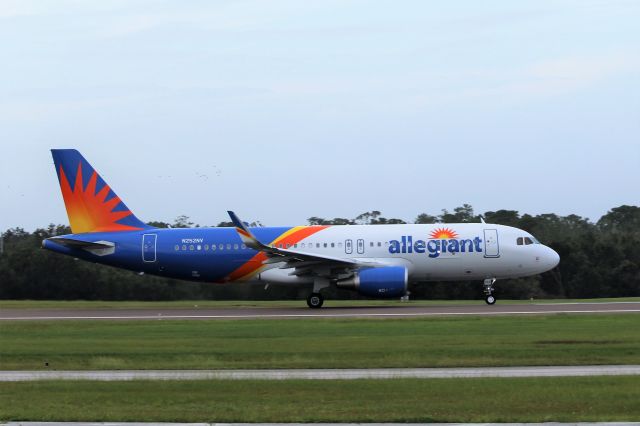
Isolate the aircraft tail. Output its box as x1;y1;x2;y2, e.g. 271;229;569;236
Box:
51;149;151;234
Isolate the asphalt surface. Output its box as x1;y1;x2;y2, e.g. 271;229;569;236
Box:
1;301;640;321
3;424;639;426
3;365;640;381
2;424;638;426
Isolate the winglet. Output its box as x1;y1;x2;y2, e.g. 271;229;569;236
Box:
228;211;264;250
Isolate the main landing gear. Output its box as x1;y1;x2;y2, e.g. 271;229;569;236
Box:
307;278;329;309
483;278;497;305
307;293;324;309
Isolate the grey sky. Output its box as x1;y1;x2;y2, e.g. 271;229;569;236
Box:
1;0;639;230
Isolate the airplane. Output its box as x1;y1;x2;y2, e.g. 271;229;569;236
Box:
42;149;560;308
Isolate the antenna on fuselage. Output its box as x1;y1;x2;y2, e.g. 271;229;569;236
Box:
480;216;486;224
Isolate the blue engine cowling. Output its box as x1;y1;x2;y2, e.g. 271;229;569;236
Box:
337;266;408;298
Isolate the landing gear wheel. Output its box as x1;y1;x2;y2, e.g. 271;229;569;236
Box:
483;278;497;306
307;293;324;309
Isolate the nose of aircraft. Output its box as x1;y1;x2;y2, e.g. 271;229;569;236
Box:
544;246;560;270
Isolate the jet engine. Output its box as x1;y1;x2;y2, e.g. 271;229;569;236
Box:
337;266;408;298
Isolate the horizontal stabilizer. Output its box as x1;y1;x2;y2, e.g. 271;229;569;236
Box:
46;237;114;250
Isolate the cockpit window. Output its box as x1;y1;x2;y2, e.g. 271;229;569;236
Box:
518;236;541;245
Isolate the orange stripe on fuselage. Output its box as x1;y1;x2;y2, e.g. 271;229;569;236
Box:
224;226;329;282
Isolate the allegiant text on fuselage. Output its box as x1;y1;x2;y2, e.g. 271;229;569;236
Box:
388;235;483;258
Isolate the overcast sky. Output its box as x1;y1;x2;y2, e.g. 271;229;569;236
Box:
1;0;639;230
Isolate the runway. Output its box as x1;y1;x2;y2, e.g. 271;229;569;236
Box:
3;423;639;426
2;365;640;381
1;301;640;321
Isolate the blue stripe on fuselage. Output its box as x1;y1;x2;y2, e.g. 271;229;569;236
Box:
43;227;293;282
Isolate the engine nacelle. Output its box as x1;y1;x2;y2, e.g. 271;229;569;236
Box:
337;266;408;298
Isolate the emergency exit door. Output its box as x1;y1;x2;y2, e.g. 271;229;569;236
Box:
345;239;353;254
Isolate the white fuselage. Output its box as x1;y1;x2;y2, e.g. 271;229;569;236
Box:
257;223;560;284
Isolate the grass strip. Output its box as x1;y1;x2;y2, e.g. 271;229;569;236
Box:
1;314;639;370
1;376;640;422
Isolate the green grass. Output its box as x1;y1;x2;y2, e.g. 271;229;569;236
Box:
1;297;639;309
2;377;640;422
1;314;639;370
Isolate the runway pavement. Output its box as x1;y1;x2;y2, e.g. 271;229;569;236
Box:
1;301;640;321
2;365;640;381
4;423;640;426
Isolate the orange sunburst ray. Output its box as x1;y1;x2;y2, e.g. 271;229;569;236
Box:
59;162;140;234
429;227;458;239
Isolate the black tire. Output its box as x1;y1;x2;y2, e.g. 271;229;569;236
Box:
307;293;324;309
485;295;496;305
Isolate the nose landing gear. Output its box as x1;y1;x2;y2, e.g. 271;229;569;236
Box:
483;278;496;305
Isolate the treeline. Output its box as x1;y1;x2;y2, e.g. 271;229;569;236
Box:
0;205;638;301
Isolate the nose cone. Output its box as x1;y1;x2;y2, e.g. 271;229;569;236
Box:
544;246;560;270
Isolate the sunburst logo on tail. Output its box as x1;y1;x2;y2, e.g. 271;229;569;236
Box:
429;227;458;239
59;162;143;234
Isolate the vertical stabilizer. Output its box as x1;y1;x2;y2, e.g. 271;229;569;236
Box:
51;149;150;234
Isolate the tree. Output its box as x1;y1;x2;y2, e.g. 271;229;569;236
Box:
172;215;195;228
483;210;520;227
439;204;478;223
147;221;171;228
414;213;438;224
598;205;640;233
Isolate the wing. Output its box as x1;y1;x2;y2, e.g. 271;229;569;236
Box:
228;211;380;280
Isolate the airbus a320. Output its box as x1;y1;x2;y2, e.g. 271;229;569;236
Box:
43;149;560;308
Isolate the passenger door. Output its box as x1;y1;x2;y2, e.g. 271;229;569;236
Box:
483;229;500;258
142;234;157;262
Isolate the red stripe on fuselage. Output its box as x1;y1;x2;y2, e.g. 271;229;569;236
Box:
224;226;329;282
